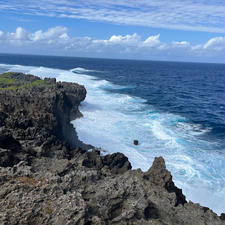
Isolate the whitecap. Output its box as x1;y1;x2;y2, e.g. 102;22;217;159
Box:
70;67;96;73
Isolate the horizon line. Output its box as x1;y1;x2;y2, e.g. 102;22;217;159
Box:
0;52;224;66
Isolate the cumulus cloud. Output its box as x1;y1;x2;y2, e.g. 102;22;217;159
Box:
0;27;224;63
108;33;140;45
30;27;68;42
203;37;225;50
6;27;28;40
0;0;224;33
144;34;161;47
0;26;69;46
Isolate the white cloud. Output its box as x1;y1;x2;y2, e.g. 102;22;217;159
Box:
203;37;225;50
0;30;3;38
0;0;224;33
0;27;224;63
172;41;190;47
6;27;28;41
14;27;27;40
108;33;140;44
0;26;69;47
59;33;69;40
144;34;161;47
30;26;68;42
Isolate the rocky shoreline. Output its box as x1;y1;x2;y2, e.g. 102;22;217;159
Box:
0;72;224;225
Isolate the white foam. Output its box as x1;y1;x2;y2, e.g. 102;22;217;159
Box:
1;63;225;215
152;120;180;148
176;122;211;136
70;67;96;73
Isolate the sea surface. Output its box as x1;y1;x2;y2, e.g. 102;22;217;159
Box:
0;53;225;214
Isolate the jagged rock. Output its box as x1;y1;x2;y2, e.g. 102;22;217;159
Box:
0;149;13;167
0;134;21;151
144;157;186;206
81;150;131;174
0;72;224;225
0;72;88;166
220;213;225;220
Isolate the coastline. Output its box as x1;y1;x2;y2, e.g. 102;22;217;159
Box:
0;72;224;225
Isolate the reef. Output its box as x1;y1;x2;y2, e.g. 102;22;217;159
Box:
0;72;224;225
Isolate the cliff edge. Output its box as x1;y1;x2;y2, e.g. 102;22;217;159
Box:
0;72;224;225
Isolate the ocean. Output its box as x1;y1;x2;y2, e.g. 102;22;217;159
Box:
0;53;224;214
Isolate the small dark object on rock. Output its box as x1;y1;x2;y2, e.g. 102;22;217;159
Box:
133;140;138;145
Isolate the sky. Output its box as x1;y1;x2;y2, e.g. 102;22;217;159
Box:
0;0;225;63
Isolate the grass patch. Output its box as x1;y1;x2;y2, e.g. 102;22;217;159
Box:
0;72;50;91
0;86;18;91
0;72;14;79
23;79;49;89
0;77;16;85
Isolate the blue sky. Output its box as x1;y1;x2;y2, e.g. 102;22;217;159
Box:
0;0;224;63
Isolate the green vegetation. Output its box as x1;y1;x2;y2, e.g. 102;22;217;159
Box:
0;73;17;87
0;86;18;91
24;79;48;88
0;72;15;78
0;78;16;85
0;72;50;91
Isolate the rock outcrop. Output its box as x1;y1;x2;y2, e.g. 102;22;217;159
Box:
0;72;89;167
0;72;224;225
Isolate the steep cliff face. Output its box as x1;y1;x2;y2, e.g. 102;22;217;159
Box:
0;72;87;166
0;72;224;225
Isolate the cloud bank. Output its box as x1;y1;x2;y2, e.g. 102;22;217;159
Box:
0;27;224;63
0;0;224;33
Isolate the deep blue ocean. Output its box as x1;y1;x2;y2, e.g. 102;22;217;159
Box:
0;53;225;214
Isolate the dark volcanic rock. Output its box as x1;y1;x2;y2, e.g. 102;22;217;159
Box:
144;157;186;206
82;150;131;174
0;134;21;151
220;213;225;220
0;72;224;225
0;72;88;165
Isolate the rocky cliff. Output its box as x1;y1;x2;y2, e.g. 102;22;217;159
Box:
0;72;224;225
